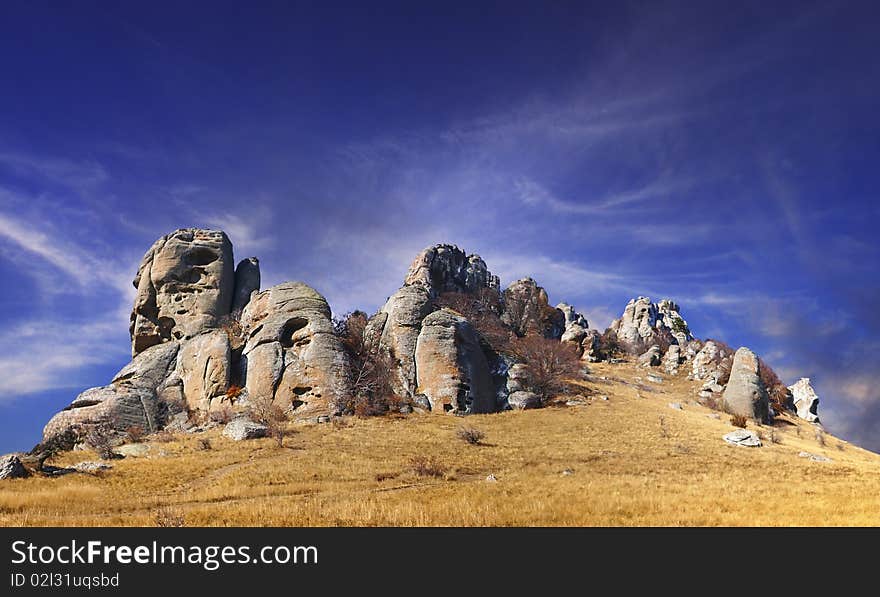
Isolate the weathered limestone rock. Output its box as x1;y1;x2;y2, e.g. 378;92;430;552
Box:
367;286;435;397
507;391;541;410
501;278;565;339
558;302;599;361
232;257;260;312
43;342;180;441
722;347;770;422
723;429;762;447
638;345;662;367
222;417;268;441
789;378;820;422
663;344;682;374
176;330;232;412
607;297;693;353
130;229;235;355
404;244;499;296
414;309;495;414
0;454;29;480
690;341;731;382
240;282;350;415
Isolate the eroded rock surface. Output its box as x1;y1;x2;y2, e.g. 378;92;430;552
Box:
722;347;770;422
607;297;693;353
501;278;565;339
789;377;820;422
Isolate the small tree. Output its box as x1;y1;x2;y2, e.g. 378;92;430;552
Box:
436;288;512;351
510;336;584;406
27;427;81;472
334;311;401;416
85;421;118;460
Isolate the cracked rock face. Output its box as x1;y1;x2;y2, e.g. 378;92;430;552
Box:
414;309;495;414
404;244;500;296
130;229;235;356
789;377;820;422
501;278;565;339
722;347;770;422
43;342;180;441
240;282;351;416
176;330;232;413
608;297;693;353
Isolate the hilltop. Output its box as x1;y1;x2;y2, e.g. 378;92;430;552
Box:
0;228;871;527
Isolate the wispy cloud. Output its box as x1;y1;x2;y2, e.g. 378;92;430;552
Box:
0;151;108;191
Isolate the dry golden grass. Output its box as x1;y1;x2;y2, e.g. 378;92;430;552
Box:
2;360;879;527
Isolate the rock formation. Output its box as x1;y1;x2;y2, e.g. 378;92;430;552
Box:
789;378;820;422
414;309;495;413
722;347;770;422
232;257;261;312
501;278;565;339
607;297;693;353
404;244;499;296
130;228;235;356
0;454;29;480
558;303;599;360
239;282;350;415
690;341;731;383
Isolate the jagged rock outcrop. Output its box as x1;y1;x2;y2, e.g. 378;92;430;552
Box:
0;454;29;480
414;309;495;414
663;344;682;374
789;378;820;422
129;229;235;356
690;341;731;383
240;282;350;415
722;347;770;422
501;278;565;339
404;244;500;296
43;342;180;441
232;257;261;312
558;303;599;360
607;297;693;353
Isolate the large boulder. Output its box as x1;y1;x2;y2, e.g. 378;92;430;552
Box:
501;278;565;339
414;309;496;414
129;229;235;356
222;417;268;441
607;297;693;353
232;257;260;312
404;244;499;297
789;378;820;422
722;347;770;422
43;342;180;441
0;454;29;480
240;282;350;415
366;286;435;397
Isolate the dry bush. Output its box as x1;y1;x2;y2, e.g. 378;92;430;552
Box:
410;456;446;478
151;430;176;443
247;394;288;448
659;416;670;439
375;472;398;482
456;426;485;445
218;309;245;349
209;407;234;425
85;421;118;460
154;508;185;528
770;429;782;444
730;414;749;429
334;311;403;416
126;426;146;443
596;329;625;360
815;427;826;447
197;438;212;451
28;427;81;472
226;384;244;400
437;288;512;350
510;336;584;406
758;358;792;412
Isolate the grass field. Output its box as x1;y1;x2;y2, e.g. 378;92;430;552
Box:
2;360;879;527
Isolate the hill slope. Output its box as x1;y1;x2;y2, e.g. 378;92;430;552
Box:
2;359;878;527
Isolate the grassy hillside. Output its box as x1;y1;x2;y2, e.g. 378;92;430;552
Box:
2;360;879;527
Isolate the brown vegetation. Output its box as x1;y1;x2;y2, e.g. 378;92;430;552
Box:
510;336;583;406
436;288;511;350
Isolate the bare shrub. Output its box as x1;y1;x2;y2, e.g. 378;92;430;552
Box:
409;456;446;478
758;358;792;412
659;415;670;439
154;508;185;528
770;429;782;444
28;427;81;472
126;426;146;443
151;430;176;443
85;421;118;460
375;472;397;482
510;336;584;406
815;427;826;447
334;311;402;416
730;414;749;429
437;288;511;350
595;329;625;360
197;438;212;451
247;394;288;448
209;406;234;425
456;426;485;445
218;309;245;349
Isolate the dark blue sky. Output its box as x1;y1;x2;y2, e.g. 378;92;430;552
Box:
1;1;879;452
